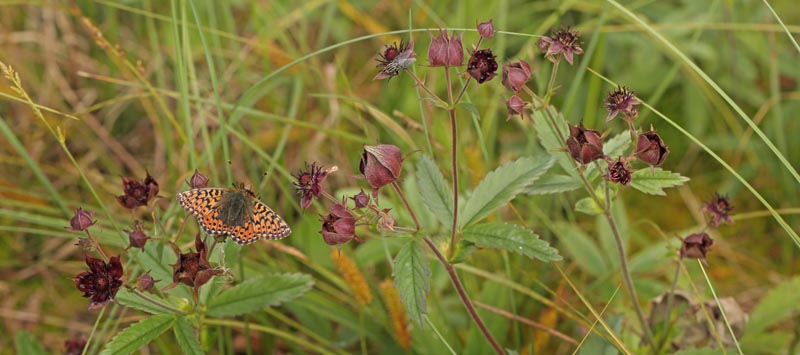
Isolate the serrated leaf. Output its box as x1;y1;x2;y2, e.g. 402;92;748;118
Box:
394;240;430;326
173;317;204;355
100;314;175;355
459;155;554;228
207;274;313;317
746;276;800;334
629;168;690;196
116;287;173;314
575;197;603;215
461;223;561;262
14;330;50;355
554;223;609;277
531;107;575;177
416;155;453;227
527;174;582;195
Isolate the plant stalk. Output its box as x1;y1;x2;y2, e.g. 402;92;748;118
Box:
423;238;504;355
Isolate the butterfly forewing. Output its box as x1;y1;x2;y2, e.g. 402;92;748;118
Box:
251;200;291;241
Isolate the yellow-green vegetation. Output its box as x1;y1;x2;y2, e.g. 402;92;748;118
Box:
2;1;799;354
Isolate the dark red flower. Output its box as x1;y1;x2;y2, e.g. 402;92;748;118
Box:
124;220;149;251
163;234;222;293
680;232;714;260
604;85;641;122
375;39;417;80
428;30;463;67
67;208;96;231
477;19;496;39
501;60;532;92
635;130;669;166
360;144;403;196
72;254;124;309
566;124;604;164
351;190;370;209
64;337;86;355
187;169;209;189
605;158;633;185
377;209;396;231
505;95;527;118
139;271;158;292
320;203;358;246
702;193;734;227
116;172;159;209
293;162;331;210
466;49;498;84
537;26;583;65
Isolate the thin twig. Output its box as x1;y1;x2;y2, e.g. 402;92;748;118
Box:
423;238;504;355
473;301;579;345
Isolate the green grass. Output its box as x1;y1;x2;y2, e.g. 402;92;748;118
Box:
1;0;799;354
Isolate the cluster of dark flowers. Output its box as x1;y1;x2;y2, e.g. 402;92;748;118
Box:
293;145;406;247
67;169;219;311
680;193;734;260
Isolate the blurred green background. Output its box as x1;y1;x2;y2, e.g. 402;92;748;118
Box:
1;0;799;353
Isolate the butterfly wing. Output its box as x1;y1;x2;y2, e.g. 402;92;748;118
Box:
176;188;229;236
251;200;291;241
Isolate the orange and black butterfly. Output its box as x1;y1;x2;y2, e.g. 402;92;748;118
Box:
176;184;291;245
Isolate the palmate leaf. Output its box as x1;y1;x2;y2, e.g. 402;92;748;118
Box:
173;317;204;355
116;287;174;315
527;174;582;195
100;314;175;355
629;168;690;196
394;240;430;326
461;223;561;262
206;273;313;317
746;276;800;334
459;155;554;228
415;154;453;227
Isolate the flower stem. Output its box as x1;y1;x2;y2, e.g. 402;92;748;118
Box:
131;288;182;314
544;60;560;105
84;230;109;262
445;67;459;259
602;181;657;352
658;260;683;352
391;181;421;232
423;238;504;355
404;69;448;107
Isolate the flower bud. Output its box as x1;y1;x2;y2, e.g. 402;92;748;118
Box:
635;130;669;166
501;60;531;92
428;31;463;67
604;85;640;122
139;271;158;292
125;220;149;251
187;169;209;188
359;144;403;196
505;95;527;117
565;124;604;164
477;20;496;39
67;208;96;231
702;193;733;227
320;204;357;246
680;232;714;260
351;190;370;209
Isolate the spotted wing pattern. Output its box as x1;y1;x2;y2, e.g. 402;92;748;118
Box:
177;187;291;245
176;188;229;235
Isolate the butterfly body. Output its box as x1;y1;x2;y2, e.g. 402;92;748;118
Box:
176;185;291;245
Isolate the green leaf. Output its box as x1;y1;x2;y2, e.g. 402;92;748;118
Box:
575;197;603;215
554;222;609;277
394;240;430;326
531;106;575;177
207;273;313;317
116;287;173;314
459;155;554;228
461;223;561;262
746;276;800;334
448;240;478;264
14;330;50;355
173;317;204;355
458;102;479;118
527;174;582;195
629;168;690;196
100;314;175;355
603;131;632;157
415;155;453;227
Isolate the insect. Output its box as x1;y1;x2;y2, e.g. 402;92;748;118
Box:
176;183;291;245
